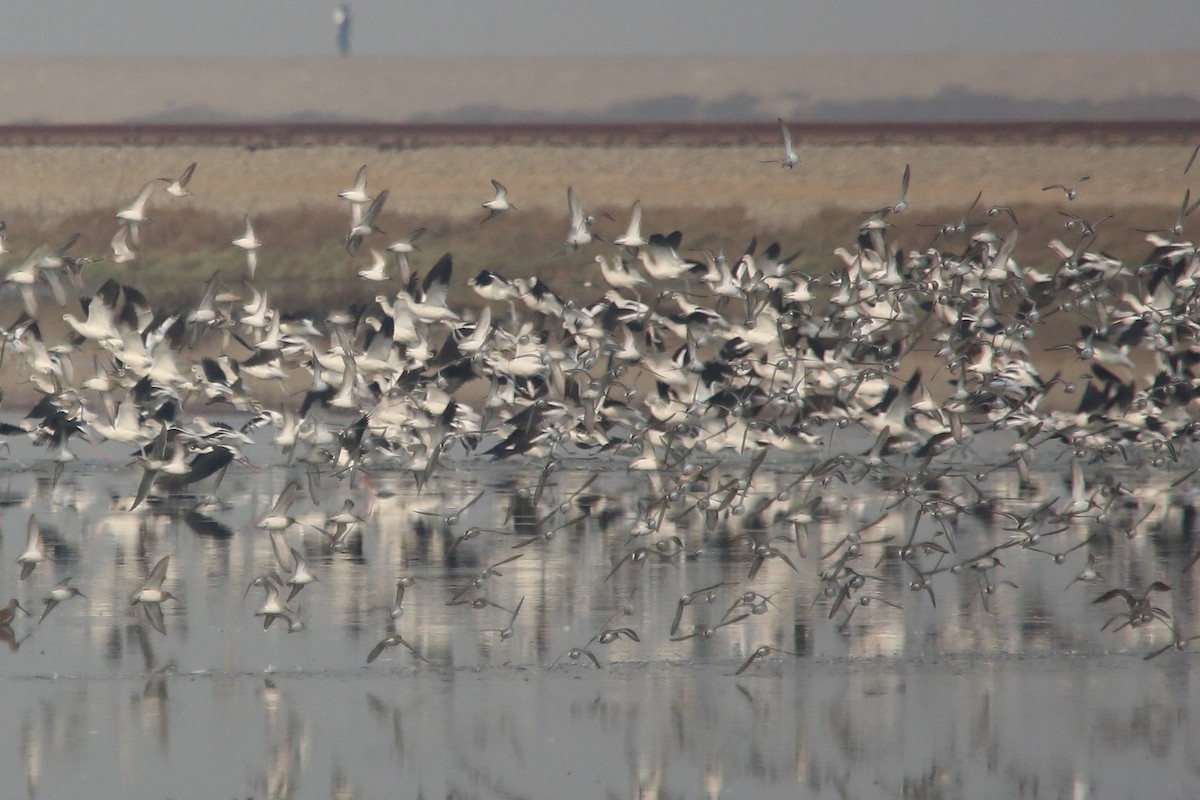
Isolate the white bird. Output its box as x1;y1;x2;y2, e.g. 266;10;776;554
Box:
637;231;695;281
280;544;317;602
763;118;800;168
254;579;294;628
18;515;45;581
405;252;459;323
129;555;176;634
385;227;425;284
40;577;86;624
347;188;389;253
111;224;138;263
614;199;647;249
481;179;515;224
4;244;49;315
257;481;300;532
469;269;519;304
232;216;262;277
386;227;426;255
893;164;911;213
565;186;596;250
116;181;156;243
357;248;390;282
596;254;648;294
339;164;371;205
63;295;121;349
159;162;197;198
91;393;152;445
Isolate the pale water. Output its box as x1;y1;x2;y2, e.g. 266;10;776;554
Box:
0;433;1195;799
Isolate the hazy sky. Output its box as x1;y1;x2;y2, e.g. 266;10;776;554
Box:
5;1;1200;57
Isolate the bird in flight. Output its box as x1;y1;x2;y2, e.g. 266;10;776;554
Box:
763;118;800;168
481;179;515;224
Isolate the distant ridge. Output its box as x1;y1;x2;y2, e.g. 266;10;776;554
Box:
3;52;1199;124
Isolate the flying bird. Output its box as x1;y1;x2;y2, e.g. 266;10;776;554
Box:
763;118;800;168
481;179;515;224
159;162;197;198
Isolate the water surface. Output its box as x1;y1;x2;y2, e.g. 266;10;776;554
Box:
0;432;1196;798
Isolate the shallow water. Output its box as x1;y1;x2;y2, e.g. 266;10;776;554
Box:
0;430;1197;798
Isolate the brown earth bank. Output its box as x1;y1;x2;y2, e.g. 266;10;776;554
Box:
2;121;1199;148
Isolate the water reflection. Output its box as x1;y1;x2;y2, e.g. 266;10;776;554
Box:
0;439;1198;795
3;658;1198;798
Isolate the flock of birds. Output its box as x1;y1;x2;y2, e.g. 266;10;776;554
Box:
2;121;1200;671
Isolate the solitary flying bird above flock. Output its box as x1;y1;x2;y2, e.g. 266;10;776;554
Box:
763;118;800;168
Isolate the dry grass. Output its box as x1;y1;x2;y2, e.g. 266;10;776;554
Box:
3;199;1178;315
0;139;1188;313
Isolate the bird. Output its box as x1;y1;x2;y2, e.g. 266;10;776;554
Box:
17;514;45;580
1042;176;1090;201
987;205;1020;226
115;181;156;242
129;555;176;634
1145;627;1200;660
1093;582;1173;632
257;481;300;532
469;269;519;305
597;254;648;295
110;224;138;263
367;631;428;664
252;576;300;630
406;251;459;323
357;248;390;282
735;644;801;675
158;162;197;198
1137;189;1200;237
413;488;486;528
232;216;262;277
670;581;725;636
892;164;911;213
613;199;647;249
339;164;371;205
390;576;417;619
347;188;389;253
39;577;86;623
565;186;599;250
481;179;515;224
763;118;800;168
0;598;28;627
481;595;525;640
1058;214;1113;243
386;227;426;255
